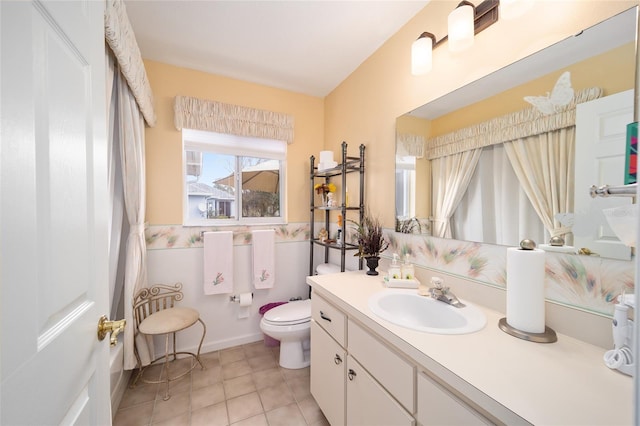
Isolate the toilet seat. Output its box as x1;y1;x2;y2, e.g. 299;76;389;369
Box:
263;299;311;326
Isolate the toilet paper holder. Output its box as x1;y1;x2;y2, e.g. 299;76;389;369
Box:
230;293;253;302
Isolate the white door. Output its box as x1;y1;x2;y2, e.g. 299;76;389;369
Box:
574;89;634;260
1;1;111;424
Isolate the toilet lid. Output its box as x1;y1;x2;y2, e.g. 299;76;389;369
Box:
263;299;311;325
316;263;343;275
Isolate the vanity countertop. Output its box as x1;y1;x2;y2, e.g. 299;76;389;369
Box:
307;270;633;425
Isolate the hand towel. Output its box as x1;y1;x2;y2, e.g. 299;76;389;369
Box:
252;229;275;289
204;231;234;295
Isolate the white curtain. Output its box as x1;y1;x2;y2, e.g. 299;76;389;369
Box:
105;0;155;371
106;53;128;322
431;149;482;238
504;127;575;240
453;145;546;246
115;67;152;370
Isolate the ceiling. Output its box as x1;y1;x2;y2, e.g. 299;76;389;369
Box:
124;0;429;98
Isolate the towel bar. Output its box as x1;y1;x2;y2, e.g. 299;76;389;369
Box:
200;229;276;238
589;183;637;198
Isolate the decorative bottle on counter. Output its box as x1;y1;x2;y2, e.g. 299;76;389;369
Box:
401;254;414;280
388;253;401;279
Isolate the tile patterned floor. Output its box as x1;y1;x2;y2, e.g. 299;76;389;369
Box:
114;341;328;426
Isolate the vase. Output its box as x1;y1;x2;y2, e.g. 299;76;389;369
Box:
365;256;380;276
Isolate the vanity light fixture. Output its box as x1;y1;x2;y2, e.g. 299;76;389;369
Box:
411;0;500;76
448;1;475;52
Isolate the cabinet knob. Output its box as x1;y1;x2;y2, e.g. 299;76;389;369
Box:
348;368;357;381
334;354;342;365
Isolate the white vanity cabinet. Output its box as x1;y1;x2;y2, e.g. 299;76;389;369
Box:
308;272;633;425
312;292;414;425
310;321;346;425
346;355;414;426
310;294;347;425
311;290;496;426
417;372;491;426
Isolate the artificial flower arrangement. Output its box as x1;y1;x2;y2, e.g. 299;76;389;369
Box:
314;182;336;195
350;211;389;259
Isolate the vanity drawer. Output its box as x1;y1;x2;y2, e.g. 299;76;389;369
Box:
312;293;346;346
348;319;415;413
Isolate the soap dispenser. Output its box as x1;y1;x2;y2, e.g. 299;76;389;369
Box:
388;253;401;279
401;254;414;280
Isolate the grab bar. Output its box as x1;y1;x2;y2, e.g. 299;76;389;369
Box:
589;183;637;198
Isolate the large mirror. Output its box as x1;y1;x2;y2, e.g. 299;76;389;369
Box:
396;7;637;260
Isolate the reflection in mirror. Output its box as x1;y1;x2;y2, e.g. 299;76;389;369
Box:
395;7;637;260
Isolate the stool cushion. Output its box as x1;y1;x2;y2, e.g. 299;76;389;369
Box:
139;307;200;335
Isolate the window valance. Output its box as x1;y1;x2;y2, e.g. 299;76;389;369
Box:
396;133;426;158
174;96;295;144
104;0;156;127
425;87;603;160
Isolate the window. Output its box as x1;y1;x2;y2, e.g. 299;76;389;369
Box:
452;144;546;246
183;129;286;225
395;155;416;219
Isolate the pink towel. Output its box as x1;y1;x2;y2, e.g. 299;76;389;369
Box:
204;231;234;295
252;229;275;289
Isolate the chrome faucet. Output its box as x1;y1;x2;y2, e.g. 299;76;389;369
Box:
429;278;465;308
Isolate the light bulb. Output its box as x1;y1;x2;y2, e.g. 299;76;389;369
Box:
411;33;433;75
448;4;474;52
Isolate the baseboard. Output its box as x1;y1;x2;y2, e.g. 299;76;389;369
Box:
152;332;266;359
111;369;132;419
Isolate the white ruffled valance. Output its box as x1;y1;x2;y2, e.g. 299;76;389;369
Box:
174;96;295;144
104;0;156;127
425;87;603;160
396;133;426;158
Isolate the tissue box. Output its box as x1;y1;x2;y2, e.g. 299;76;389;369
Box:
384;276;420;289
625;122;637;184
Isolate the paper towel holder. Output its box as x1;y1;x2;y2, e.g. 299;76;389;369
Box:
499;239;558;343
230;293;253;303
498;318;557;343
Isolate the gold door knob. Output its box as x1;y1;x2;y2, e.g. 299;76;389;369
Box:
97;315;126;346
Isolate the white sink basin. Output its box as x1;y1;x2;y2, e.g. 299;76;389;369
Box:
368;289;486;334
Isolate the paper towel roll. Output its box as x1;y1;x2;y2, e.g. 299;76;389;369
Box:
506;247;546;333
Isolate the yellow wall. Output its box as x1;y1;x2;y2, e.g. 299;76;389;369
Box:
324;0;636;227
144;60;324;225
144;1;635;228
432;42;635;136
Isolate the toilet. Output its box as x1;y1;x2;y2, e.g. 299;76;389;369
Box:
259;263;343;369
260;299;312;369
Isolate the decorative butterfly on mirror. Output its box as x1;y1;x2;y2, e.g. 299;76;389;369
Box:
524;71;574;115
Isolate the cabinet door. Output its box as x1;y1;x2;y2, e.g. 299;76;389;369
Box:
417;372;490;426
311;321;346;426
346;356;414;426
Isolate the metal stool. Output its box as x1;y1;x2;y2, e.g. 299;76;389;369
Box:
131;283;206;400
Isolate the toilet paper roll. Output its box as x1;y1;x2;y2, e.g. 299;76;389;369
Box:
506;247;546;333
319;150;334;164
239;292;253;307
